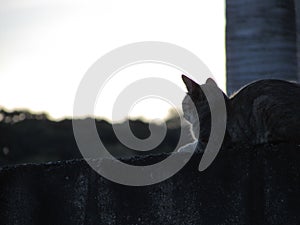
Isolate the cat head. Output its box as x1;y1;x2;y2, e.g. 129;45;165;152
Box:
181;75;228;142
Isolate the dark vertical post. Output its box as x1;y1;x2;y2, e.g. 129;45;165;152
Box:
226;0;298;95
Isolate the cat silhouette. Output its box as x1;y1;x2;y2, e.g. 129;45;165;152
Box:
180;75;300;148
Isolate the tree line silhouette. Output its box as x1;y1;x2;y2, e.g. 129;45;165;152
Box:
0;109;193;166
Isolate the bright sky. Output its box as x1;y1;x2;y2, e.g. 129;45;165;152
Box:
0;0;225;122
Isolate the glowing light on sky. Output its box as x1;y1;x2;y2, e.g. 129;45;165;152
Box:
0;0;225;121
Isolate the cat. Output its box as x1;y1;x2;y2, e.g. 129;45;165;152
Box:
179;75;300;151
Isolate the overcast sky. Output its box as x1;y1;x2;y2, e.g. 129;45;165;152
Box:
0;0;225;121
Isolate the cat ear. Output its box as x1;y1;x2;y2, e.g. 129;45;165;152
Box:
205;78;218;86
182;75;200;94
205;77;229;101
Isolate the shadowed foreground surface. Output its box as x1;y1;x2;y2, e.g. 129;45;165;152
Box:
0;143;299;225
